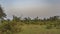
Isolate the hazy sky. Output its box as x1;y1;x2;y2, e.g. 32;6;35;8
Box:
0;0;60;19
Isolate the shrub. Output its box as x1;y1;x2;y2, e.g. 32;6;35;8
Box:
0;21;22;34
46;24;52;29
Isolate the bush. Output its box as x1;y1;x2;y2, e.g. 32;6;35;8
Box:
0;21;22;34
46;24;52;29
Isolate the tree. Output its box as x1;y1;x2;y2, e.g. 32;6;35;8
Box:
43;18;47;21
47;16;59;21
33;16;39;22
0;5;6;19
27;17;31;21
24;17;31;21
12;15;20;22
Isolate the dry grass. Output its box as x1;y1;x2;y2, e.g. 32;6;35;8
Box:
18;24;60;34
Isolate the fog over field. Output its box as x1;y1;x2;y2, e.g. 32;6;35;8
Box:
0;0;60;19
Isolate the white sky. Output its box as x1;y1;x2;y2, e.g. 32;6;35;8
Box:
0;0;60;19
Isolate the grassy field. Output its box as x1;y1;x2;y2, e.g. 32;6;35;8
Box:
17;24;60;34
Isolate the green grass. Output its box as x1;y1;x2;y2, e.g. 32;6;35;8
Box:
17;24;60;34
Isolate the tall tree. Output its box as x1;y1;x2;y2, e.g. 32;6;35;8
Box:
0;5;6;19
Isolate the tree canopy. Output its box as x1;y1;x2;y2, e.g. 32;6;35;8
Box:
0;5;6;19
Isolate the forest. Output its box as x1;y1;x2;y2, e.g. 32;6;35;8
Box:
0;5;60;34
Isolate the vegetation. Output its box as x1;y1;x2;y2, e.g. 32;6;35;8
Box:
0;5;60;34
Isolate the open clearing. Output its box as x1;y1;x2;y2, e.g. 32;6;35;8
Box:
18;24;60;34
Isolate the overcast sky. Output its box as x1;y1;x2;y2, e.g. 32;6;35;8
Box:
0;0;60;19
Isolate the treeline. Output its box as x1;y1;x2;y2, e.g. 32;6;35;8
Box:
0;5;60;34
11;15;60;29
